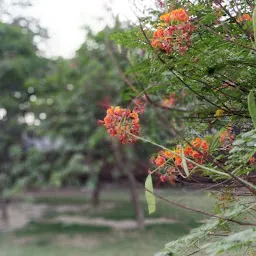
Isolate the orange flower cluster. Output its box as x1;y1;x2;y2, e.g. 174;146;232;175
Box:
160;171;176;184
185;138;209;164
152;8;196;55
162;93;176;107
151;138;209;184
219;128;235;149
100;106;140;144
150;153;177;184
160;8;189;23
237;14;252;23
249;155;256;165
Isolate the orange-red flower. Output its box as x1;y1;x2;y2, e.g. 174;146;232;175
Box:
191;137;209;152
160;8;189;23
152;27;165;49
219;128;235;146
237;14;252;23
169;8;189;23
150;137;209;185
160;13;171;23
249;156;256;165
163;150;173;158
152;39;161;48
152;9;196;55
160;173;176;184
162;93;176;107
174;139;209;168
100;106;140;144
175;156;182;166
153;27;164;38
155;155;165;166
184;146;193;155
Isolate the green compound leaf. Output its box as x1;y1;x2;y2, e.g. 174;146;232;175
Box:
253;5;256;46
202;228;256;256
248;90;256;129
145;174;156;214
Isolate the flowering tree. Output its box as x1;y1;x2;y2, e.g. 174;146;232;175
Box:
100;0;256;255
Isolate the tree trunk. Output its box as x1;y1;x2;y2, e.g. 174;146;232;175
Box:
126;170;144;229
1;198;8;224
111;140;144;229
91;177;101;207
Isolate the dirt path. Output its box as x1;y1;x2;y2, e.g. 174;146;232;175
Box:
0;203;47;232
0;202;177;231
46;216;177;230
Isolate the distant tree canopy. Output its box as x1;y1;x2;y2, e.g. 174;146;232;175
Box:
0;18;154;201
0;19;51;197
27;25;153;188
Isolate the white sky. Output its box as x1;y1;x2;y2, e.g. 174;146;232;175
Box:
22;0;137;58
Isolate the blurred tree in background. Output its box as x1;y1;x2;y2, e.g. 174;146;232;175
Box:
0;0;51;221
24;24;155;228
0;18;50;221
0;5;158;226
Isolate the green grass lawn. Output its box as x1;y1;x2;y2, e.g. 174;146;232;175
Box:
0;223;194;256
0;188;217;256
39;188;215;222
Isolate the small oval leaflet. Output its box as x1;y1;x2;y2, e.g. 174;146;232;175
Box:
145;174;156;214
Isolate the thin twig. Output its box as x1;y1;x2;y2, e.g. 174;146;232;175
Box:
145;188;256;227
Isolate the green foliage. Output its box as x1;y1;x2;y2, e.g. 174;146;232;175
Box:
0;19;50;197
110;0;256;255
156;204;246;256
111;27;150;49
248;90;256;129
253;5;256;46
202;228;256;256
228;129;256;168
